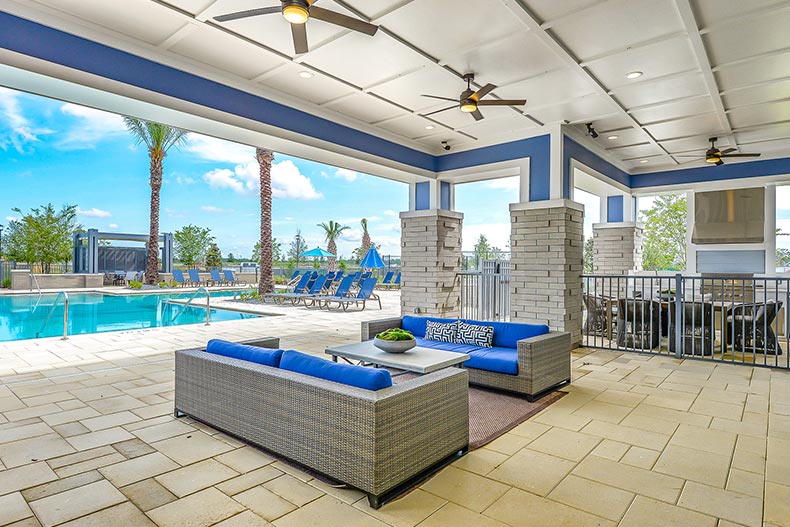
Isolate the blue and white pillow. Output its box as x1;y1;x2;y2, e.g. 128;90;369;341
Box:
425;320;458;343
456;321;494;348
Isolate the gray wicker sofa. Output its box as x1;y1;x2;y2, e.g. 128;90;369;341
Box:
362;317;571;400
174;337;469;508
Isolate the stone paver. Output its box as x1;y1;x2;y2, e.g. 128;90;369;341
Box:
0;290;785;526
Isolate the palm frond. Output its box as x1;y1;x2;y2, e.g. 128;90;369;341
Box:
123;117;189;156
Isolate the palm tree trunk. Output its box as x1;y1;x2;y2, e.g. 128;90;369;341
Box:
145;157;162;285
257;148;274;295
327;239;337;271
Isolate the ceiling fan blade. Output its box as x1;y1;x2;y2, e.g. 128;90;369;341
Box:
470;83;496;102
719;147;737;155
291;22;309;54
715;159;724;166
214;7;281;22
721;153;762;158
674;155;706;157
421;94;458;102
310;6;378;36
477;99;527;106
423;105;457;117
471;109;484;121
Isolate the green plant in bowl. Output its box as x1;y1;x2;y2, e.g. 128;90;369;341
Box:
374;328;416;353
375;328;415;341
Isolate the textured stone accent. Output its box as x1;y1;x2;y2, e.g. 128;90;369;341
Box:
510;202;583;347
593;223;643;275
399;210;463;318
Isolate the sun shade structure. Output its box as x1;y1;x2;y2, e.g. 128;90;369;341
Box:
360;247;385;269
301;247;335;258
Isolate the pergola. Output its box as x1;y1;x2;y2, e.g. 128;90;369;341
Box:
73;229;174;274
1;0;788;347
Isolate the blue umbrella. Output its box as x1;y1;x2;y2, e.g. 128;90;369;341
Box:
360;246;385;268
301;247;335;258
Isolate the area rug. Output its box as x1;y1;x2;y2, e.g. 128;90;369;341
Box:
467;385;566;449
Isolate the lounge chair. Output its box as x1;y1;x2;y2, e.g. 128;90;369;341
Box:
381;272;400;290
308;275;355;308
209;269;225;286
223;269;247;286
125;271;140;285
188;269;205;287
323;277;381;311
726;300;783;355
376;271;394;289
269;275;327;305
172;270;188;287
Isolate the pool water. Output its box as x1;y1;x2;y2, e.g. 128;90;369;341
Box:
0;291;258;341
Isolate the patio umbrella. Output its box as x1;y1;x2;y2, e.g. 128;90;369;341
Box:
301;247;335;258
360;246;385;269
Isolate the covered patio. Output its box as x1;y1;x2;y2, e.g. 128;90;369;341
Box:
1;0;789;525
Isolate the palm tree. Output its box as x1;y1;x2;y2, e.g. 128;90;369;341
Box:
256;148;275;295
124;118;188;284
318;220;350;271
360;218;371;258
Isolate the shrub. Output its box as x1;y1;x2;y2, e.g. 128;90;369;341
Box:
1;278;10;289
239;291;262;301
274;275;287;285
129;281;143;289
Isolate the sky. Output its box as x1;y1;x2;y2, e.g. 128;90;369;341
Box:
0;87;520;259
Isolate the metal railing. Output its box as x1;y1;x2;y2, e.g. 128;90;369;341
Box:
170;287;211;326
583;273;790;369
457;270;511;321
29;272;41;294
36;291;69;340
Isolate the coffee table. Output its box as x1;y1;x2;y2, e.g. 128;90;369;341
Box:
325;340;469;374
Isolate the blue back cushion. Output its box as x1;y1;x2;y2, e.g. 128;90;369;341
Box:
402;316;458;338
463;319;549;348
280;351;392;391
206;339;283;367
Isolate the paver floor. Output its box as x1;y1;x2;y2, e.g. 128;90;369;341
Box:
0;290;787;526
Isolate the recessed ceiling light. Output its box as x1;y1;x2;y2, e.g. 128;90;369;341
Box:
639;159;649;164
298;71;314;79
625;71;643;79
607;135;619;140
425;125;435;130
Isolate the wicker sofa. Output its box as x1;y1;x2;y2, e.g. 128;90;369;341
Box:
362;316;571;400
174;337;469;508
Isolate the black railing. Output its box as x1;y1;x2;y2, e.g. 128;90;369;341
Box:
583;274;790;369
1;261;72;282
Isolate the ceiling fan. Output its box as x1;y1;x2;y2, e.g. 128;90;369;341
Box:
675;137;761;166
213;1;378;55
421;74;526;122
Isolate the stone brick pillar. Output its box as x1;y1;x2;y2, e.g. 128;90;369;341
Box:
510;200;584;347
592;222;643;275
399;210;463;318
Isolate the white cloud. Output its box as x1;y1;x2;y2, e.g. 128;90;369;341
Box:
57;103;126;150
486;176;520;191
0;87;52;153
201;205;235;214
335;168;359;182
108;223;119;230
5;215;19;223
184;134;255;164
462;223;511;252
383;209;397;217
77;207;112;218
203;159;322;200
176;175;196;185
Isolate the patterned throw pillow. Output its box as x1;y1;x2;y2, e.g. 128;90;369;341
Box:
425;320;458;343
456;321;494;348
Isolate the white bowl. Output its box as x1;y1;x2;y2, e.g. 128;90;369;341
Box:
373;338;416;354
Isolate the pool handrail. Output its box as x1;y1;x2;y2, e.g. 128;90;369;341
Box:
171;286;211;326
36;290;69;340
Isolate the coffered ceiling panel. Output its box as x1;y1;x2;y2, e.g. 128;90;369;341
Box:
629;96;715;125
728;101;790;129
702;10;790;65
715;53;790;91
722;79;790;109
692;0;782;27
322;93;402;125
369;67;466;113
259;63;356;105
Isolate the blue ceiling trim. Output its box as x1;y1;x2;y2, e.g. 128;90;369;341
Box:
563;136;631;190
436;134;550;172
632;156;790;188
0;11;437;171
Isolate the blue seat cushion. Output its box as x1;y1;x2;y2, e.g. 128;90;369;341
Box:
280;350;392;391
415;338;518;375
206;339;283;367
462;319;549;349
402;316;458;338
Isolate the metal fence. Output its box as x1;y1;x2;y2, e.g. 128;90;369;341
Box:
583;273;790;369
1;261;72;282
458;260;511;321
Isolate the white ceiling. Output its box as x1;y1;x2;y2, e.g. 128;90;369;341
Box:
8;0;790;173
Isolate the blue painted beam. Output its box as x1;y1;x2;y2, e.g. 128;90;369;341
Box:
606;195;624;222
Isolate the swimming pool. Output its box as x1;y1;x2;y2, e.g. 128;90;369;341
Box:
0;291;258;341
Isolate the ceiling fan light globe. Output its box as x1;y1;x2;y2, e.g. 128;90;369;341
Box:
460;100;477;113
283;4;309;24
706;157;719;163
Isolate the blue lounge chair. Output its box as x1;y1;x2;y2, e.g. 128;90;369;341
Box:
324;277;380;311
223;270;247;286
172;270;187;287
290;270;300;281
271;275;327;305
332;271;344;284
309;275;355;309
382;271;401;290
188;269;205;287
263;272;312;303
376;271;394;289
209;269;224;286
